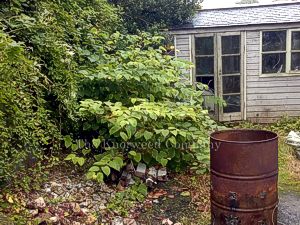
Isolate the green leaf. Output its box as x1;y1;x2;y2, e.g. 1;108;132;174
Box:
82;148;91;156
109;125;121;135
135;130;144;139
71;143;78;151
161;130;169;138
125;126;132;139
96;172;104;183
138;183;148;196
161;158;168;167
65;153;76;161
64;135;72;148
134;153;142;162
120;132;128;141
77;157;85;166
101;166;111;176
114;156;123;167
78;139;85;148
129;150;137;156
144;131;153;141
89;166;100;172
108;160;120;171
92;138;101;148
168;137;177;146
143;153;152;164
128;118;137;127
86;171;95;180
170;130;178;136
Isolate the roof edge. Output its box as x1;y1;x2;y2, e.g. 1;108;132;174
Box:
169;21;300;32
198;1;300;12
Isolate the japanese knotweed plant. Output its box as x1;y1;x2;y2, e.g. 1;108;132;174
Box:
64;33;218;182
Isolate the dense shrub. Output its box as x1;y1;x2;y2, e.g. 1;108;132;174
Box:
0;0;215;186
64;33;217;182
0;0;122;186
109;0;202;33
0;32;59;187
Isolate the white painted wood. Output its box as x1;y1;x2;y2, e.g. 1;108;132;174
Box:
245;30;300;121
169;22;300;35
173;25;300;122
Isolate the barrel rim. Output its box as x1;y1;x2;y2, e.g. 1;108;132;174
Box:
210;129;278;144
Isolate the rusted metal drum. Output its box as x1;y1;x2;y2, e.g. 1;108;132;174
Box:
210;129;278;225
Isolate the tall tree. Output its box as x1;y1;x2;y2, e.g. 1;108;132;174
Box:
109;0;202;33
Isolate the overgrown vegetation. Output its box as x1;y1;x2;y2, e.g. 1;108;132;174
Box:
0;0;215;190
236;117;300;192
109;0;202;33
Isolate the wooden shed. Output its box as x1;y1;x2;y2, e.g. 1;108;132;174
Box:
170;2;300;123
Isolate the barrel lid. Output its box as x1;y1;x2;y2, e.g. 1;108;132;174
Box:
210;129;278;144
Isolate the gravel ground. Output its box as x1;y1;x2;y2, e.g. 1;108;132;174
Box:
278;192;300;225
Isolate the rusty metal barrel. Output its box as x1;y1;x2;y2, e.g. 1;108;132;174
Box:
210;129;278;225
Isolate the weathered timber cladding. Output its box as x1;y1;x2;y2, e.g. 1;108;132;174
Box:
245;31;300;122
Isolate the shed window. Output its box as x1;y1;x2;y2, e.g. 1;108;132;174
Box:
262;31;286;74
291;31;300;71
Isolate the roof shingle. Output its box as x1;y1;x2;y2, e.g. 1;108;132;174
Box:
190;3;300;28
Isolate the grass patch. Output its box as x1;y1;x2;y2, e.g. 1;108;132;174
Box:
235;119;300;193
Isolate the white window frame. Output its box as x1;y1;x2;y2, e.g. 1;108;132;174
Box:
289;29;300;74
260;29;300;77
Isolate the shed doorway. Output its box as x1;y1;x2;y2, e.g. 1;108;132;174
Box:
194;32;244;122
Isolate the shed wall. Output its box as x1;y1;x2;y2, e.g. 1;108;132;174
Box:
174;29;300;123
245;31;300;123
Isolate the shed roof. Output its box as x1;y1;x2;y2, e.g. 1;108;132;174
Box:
173;2;300;30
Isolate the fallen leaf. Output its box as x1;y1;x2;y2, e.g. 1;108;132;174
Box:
180;191;190;197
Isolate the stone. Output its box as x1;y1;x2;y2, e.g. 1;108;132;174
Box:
71;203;81;214
49;216;59;223
72;222;81;225
162;218;173;225
123;218;137;225
29;209;39;217
148;167;157;179
157;168;167;181
81;208;89;215
34;197;46;209
86;215;97;224
98;203;106;210
135;163;147;178
278;192;300;225
112;217;124;225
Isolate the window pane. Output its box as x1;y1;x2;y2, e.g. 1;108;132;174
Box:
222;56;240;74
223;76;240;94
196;76;215;90
223;95;241;113
222;35;240;54
292;31;300;50
262;53;286;73
196;57;214;75
262;31;286;52
291;53;300;71
195;37;214;55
